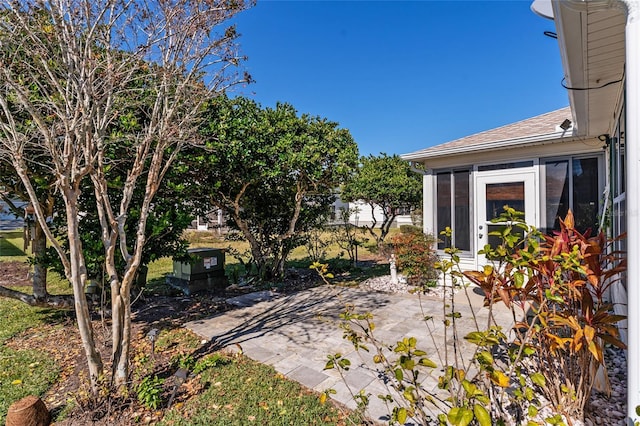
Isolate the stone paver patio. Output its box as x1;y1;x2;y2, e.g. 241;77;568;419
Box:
185;285;513;424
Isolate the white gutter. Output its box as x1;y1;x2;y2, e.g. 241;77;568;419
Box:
622;1;640;423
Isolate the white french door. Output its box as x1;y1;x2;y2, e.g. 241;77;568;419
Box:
476;172;537;266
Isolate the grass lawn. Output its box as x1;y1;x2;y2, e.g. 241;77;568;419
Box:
0;230;28;262
0;231;71;423
159;355;356;426
0;302;62;424
0;227;389;424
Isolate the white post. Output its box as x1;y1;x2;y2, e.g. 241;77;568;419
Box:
423;171;435;235
624;1;640;423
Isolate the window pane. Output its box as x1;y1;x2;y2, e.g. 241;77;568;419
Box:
454;171;470;251
485;182;525;250
477;161;533;172
572;158;599;234
485;182;524;220
545;160;569;233
436;173;451;249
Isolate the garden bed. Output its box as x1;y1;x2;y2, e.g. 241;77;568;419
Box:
0;260;362;425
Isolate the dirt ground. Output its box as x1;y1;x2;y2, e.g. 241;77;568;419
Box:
0;260;348;425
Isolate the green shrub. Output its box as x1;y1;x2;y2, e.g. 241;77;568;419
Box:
398;224;423;235
192;353;230;375
136;375;164;410
323;208;626;425
391;231;439;287
463;208;626;420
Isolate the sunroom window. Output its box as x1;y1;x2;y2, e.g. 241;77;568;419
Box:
543;156;602;235
436;169;471;251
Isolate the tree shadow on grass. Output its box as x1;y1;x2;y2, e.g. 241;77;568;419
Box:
0;232;25;257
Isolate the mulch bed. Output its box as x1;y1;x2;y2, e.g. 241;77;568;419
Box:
0;261;32;287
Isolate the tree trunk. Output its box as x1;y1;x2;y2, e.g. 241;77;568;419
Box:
230;211;266;277
109;266;134;389
31;220;48;300
64;190;103;393
113;290;132;388
379;212;397;244
110;285;131;388
272;250;288;280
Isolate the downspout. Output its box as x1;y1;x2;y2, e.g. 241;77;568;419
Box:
408;161;427;176
623;1;640;423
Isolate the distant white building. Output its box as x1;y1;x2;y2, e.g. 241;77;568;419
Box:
0;197;26;230
190;199;416;232
331;198;414;228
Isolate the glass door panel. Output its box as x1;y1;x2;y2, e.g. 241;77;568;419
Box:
485;182;525;249
476;173;536;266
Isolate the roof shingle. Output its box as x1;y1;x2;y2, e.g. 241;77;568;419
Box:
403;107;572;159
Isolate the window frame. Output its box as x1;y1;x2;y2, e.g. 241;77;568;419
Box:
540;153;605;235
434;168;473;255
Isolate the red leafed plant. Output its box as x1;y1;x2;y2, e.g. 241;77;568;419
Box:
463;208;626;421
390;229;439;288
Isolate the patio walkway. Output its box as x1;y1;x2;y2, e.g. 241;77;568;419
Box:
185;284;514;424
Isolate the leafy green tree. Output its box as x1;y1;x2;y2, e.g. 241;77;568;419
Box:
53;153;194;286
184;96;358;280
341;153;422;246
0;101;192;307
0;0;252;393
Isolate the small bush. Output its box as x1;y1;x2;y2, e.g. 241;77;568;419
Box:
304;226;331;263
329;207;368;265
192;353;231;375
391;231;439;286
136;375;164;409
399;224;423;235
325;209;626;425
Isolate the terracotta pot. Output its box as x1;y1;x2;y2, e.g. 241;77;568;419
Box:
5;395;51;426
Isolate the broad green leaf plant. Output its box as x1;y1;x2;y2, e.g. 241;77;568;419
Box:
321;207;625;425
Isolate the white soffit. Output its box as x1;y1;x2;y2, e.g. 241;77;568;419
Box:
553;1;626;137
531;0;554;19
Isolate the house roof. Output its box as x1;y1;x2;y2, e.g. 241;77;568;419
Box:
402;107;574;161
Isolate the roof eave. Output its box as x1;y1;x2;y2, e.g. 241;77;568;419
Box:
401;130;576;161
552;0;627;137
552;0;588;136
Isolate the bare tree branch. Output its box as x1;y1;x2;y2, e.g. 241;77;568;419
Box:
0;0;253;393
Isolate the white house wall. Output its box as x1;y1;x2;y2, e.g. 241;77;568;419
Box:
550;2;638;418
347;201;413;227
420;136;604;272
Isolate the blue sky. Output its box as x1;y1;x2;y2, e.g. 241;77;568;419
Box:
229;1;567;156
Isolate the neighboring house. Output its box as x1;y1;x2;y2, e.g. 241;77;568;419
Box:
0;197;26;231
192;209;226;232
404;0;638;419
330;198;414;228
191;200;414;232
